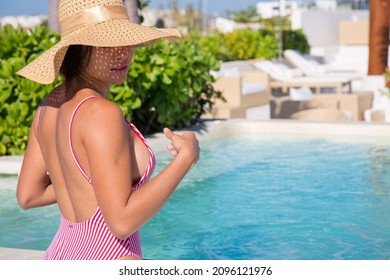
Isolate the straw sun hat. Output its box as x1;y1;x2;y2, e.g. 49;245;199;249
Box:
16;0;181;84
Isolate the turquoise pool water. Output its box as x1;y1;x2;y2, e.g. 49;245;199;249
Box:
1;134;390;260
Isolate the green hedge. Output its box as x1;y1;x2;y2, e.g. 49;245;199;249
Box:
282;29;310;54
200;29;310;62
0;25;61;155
0;25;222;155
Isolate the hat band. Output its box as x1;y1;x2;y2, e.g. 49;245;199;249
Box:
60;5;130;36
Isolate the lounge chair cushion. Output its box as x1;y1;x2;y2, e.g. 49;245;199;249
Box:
289;86;313;101
220;60;256;72
242;82;267;95
222;67;241;77
284;49;332;76
253;60;303;81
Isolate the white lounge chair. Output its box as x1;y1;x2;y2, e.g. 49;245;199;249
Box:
250;60;303;81
252;59;373;121
251;59;353;95
283;49;363;80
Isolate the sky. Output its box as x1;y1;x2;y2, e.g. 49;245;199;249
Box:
0;0;267;17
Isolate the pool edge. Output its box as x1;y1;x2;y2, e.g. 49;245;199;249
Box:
0;247;45;260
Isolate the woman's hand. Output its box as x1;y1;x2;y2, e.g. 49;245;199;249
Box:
164;127;200;169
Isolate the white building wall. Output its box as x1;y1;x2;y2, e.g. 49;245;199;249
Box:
291;10;369;47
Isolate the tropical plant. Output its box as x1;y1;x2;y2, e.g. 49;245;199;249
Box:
379;67;390;98
282;29;310;54
261;16;291;31
198;32;226;61
0;24;61;155
198;29;309;62
222;29;278;61
226;6;262;23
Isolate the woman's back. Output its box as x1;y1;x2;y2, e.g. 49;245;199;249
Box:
36;86;100;223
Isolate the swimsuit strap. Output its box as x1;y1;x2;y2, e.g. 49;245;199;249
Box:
69;96;98;184
127;121;156;188
34;106;44;136
35;106;43;128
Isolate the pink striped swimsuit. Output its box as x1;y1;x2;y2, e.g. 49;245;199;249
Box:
44;96;156;260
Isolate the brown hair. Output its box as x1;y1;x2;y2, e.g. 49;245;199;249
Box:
59;45;92;99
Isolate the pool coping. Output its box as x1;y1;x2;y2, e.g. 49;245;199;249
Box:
0;156;23;175
1;119;390;259
0;247;44;260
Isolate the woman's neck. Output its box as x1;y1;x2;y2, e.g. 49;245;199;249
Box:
76;74;110;99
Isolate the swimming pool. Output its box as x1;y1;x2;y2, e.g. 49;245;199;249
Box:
1;120;390;259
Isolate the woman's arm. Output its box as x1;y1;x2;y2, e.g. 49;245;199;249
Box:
16;116;56;210
84;100;199;239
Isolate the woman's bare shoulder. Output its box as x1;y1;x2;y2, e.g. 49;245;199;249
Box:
76;92;126;134
83;94;123;120
80;96;130;152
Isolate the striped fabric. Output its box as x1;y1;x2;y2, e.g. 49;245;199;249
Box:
44;96;156;260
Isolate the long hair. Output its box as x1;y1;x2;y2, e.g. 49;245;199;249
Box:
59;45;92;100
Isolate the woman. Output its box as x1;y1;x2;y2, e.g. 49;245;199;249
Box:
16;0;199;260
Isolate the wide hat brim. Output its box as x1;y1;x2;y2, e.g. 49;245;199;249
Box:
16;20;181;84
